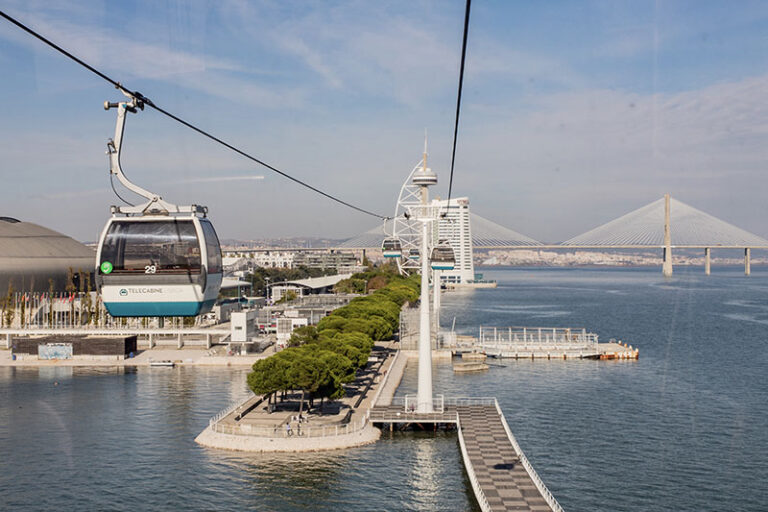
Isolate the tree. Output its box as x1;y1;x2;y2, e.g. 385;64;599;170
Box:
334;277;366;294
276;290;297;304
314;338;366;369
288;325;321;347
285;349;321;415
248;355;291;410
244;263;420;416
317;315;348;332
3;281;14;328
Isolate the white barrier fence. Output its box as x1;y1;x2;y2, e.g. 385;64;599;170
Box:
494;400;564;512
479;326;597;346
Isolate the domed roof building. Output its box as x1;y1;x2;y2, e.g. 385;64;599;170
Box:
0;217;94;293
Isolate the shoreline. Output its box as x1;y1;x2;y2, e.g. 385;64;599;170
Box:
194;423;382;453
0;346;265;367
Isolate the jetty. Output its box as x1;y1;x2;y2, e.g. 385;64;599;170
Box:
370;395;562;511
445;326;639;360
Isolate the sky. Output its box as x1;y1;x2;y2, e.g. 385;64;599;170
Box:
1;0;767;243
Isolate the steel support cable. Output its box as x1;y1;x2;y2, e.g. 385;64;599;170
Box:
446;0;472;205
110;174;135;207
0;10;390;221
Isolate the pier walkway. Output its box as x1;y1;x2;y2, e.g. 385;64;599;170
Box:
443;326;639;360
371;397;563;512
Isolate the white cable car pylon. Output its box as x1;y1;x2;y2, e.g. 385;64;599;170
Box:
95;90;222;317
393;134;435;275
397;134;442;414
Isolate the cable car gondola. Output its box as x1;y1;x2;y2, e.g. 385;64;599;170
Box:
430;241;455;271
95;92;222;317
408;248;420;261
382;237;402;258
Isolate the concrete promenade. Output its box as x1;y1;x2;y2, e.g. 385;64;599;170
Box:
195;341;404;453
0;345;268;367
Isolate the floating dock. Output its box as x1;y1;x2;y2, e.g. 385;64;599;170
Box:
445;326;639;360
453;361;490;372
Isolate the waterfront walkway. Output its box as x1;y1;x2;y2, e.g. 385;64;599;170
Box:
370;398;561;512
196;342;400;451
457;405;555;511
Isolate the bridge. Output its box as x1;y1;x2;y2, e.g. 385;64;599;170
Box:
339;194;768;275
370;397;562;512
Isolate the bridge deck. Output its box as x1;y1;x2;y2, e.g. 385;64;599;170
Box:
370;402;557;511
457;405;552;511
368;404;458;424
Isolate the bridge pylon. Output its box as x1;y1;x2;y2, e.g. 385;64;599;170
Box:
662;193;673;277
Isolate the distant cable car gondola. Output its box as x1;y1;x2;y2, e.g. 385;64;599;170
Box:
382;237;402;258
95;91;222;317
430;241;455;271
408;248;420;261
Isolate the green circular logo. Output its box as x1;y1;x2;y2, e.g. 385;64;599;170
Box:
100;261;113;274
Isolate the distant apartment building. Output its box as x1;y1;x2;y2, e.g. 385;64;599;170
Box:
222;249;360;272
292;251;361;273
223;250;296;269
433;197;474;285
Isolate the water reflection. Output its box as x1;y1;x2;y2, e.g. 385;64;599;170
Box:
409;438;440;510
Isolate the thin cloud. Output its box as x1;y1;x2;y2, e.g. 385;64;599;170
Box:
0;6;304;109
33;176;264;201
176;176;265;184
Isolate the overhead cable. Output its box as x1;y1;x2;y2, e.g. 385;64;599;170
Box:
0;10;390;220
446;0;472;204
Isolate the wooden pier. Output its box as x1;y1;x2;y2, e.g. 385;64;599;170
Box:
370;397;563;512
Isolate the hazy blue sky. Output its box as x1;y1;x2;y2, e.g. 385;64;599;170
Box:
1;0;767;243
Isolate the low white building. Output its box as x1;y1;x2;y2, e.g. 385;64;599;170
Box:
269;273;353;301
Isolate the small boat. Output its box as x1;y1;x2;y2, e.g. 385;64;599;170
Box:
149;360;175;367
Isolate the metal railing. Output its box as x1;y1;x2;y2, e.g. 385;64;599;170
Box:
207;392;372;439
394;394;445;413
478;326;598;346
211;417;369;438
444;397;498;406
494;400;564;512
209;397;250;427
367;408;458;424
368;350;401;407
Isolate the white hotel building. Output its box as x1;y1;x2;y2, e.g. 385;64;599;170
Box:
433;197;474;285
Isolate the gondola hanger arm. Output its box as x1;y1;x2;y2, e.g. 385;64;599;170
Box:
105;90;204;216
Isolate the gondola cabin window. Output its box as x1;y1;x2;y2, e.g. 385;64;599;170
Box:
99;220;202;275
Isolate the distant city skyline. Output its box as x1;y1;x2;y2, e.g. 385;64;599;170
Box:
1;1;767;243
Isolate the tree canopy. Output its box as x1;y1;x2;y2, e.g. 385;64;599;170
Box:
247;267;420;412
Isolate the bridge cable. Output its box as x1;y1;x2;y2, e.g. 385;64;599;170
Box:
446;0;472;206
0;10;390;221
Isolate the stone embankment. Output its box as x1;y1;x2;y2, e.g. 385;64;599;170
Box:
194;422;382;453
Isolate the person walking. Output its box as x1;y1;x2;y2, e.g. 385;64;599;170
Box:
285;422;292;437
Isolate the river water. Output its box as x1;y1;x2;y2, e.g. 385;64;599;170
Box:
1;266;766;511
